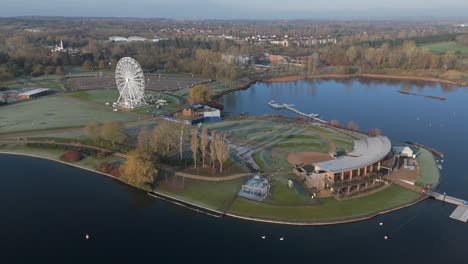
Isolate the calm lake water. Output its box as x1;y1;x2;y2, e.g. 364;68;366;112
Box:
2;78;468;262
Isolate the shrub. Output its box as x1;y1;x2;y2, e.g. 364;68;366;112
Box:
98;161;120;178
61;150;82;162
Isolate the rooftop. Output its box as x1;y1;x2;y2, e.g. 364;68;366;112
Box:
18;88;49;96
315;136;392;173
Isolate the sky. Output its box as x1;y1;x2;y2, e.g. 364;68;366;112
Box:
1;0;468;19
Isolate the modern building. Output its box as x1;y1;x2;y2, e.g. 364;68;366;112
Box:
18;88;50;99
305;136;392;196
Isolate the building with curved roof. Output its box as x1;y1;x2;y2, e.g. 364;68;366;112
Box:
303;136;393;197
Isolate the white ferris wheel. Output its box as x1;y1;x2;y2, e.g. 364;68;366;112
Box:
114;57;147;109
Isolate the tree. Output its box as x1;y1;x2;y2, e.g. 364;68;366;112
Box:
191;128;199;168
200;128;209;167
329;119;340;127
137;126;153;155
81;60;94;71
214;133;229;172
121;150;157;188
84;121;102;142
55;66;64;76
347;121;359;131
31;64;44;77
98;59;106;70
346;46;359;65
209;131;217;169
101;121;126;145
368;128;382;137
44;65;55;76
189;84;212;103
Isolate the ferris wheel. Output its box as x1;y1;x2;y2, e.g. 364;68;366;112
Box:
115;57;146;109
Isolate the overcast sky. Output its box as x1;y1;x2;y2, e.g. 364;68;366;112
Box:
2;0;468;19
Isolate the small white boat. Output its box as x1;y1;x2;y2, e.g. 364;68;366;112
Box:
279;237;284;241
261;236;266;239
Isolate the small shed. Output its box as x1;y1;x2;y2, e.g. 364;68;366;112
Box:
393;146;414;158
18;88;50;99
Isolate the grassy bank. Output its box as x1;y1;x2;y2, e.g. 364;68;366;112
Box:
229;184;422;222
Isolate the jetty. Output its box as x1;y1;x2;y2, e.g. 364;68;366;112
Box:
426;190;468;223
267;101;326;123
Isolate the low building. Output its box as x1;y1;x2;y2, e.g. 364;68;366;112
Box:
305;136;392;197
18;88;50;99
238;175;270;201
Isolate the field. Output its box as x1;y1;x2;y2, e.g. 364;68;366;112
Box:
420;41;468;55
0;96;137;133
70;89;182;116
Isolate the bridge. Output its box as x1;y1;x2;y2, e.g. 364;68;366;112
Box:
426;190;468;222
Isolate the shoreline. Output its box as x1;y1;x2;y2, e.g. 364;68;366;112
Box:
0;150;430;226
261;73;467;86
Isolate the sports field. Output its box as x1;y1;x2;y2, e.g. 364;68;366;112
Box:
0;96;137;133
420;41;468;55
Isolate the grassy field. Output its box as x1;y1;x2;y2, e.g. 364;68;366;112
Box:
157;177;245;211
229;184;422;221
415;148;441;187
0;96;137;133
2;76;64;91
420;41;468;55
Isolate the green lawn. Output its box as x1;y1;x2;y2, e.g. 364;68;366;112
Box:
157;177;245;211
420;41;468;55
416;148;441;187
229;184;422;221
268;177;312;205
70;89;120;104
0;96;137;133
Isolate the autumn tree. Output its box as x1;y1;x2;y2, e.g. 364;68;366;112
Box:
81;60;94;71
189;84;212;103
329;119;340;127
368;128;382;137
347;121;359;131
84;121;102;142
121;150;158;188
200;128;209;167
101;121;126;145
191;128;199;168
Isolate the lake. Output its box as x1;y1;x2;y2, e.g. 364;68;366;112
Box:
2;78;467;262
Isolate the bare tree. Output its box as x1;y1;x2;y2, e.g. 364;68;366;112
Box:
210;131;217;169
200;128;208;167
214;133;229;172
191;128;199;168
137;126;152;155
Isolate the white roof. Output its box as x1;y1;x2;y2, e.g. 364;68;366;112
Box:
18;88;49;96
315;136;391;173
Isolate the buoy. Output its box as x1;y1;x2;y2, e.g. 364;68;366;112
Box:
379;222;383;226
384;235;388;240
85;234;90;240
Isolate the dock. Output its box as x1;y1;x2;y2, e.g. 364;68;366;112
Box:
267;101;326;123
426;190;468;222
450;206;468;222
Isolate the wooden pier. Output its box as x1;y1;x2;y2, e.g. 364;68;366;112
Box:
267;101;326;123
426;190;468;222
